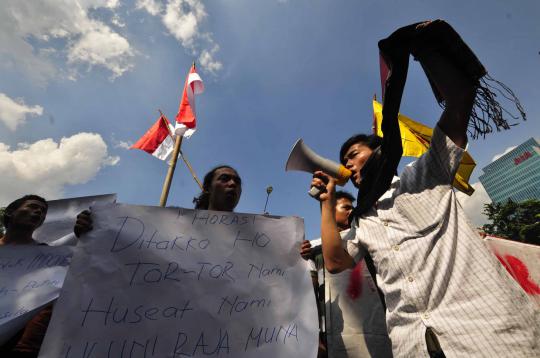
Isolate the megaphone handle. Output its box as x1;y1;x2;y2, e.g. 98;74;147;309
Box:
309;186;321;198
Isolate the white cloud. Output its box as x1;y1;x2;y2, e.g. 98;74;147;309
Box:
492;146;517;162
162;0;206;48
199;43;222;74
456;182;492;228
136;0;163;16
0;133;119;204
0;0;134;83
114;140;132;150
111;14;126;28
137;0;223;74
104;0;120;8
67;25;134;79
0;93;44;131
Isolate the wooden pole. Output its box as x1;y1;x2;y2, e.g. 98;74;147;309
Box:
179;150;203;190
158;109;181;207
158;60;197;206
159;134;183;206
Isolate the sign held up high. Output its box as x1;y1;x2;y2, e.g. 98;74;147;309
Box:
0;245;73;345
39;204;318;358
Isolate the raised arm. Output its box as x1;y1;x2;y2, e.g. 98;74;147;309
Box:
419;51;476;149
311;171;355;274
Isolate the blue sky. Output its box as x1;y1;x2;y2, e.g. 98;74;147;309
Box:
1;0;539;241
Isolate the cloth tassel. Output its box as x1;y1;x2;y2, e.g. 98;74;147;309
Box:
438;75;526;139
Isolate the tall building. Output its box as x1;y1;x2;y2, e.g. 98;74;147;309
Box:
479;138;540;203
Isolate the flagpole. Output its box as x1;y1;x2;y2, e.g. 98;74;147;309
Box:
159;133;183;207
158;61;199;207
158;109;181;207
179;150;204;190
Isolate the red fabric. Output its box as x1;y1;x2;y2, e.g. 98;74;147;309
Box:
0;304;54;357
495;253;540;295
176;65;197;128
379;53;390;100
131;115;170;154
347;260;363;300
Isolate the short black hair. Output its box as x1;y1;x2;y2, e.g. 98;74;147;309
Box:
339;134;383;164
3;195;48;229
335;190;355;203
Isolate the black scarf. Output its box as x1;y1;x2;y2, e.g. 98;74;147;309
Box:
352;20;526;219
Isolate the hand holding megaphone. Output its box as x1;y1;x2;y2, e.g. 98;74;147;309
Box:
310;171;336;200
285;139;352;198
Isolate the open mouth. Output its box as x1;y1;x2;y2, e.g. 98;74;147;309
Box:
28;215;43;224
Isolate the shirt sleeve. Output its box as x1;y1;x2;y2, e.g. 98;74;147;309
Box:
403;125;465;187
426;125;465;183
342;224;368;263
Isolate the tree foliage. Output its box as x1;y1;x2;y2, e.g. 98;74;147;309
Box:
482;199;540;246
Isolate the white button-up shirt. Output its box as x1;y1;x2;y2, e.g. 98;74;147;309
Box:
344;126;539;357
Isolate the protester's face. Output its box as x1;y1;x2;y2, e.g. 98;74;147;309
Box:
10;200;47;231
343;143;373;187
208;168;242;212
335;198;353;231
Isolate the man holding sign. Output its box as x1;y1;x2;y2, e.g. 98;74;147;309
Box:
38;163;318;357
0;195;91;357
0;195;48;247
1;195;52;357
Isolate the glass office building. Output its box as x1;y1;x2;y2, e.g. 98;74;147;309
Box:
479;138;540;203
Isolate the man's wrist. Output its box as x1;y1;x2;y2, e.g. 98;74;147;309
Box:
321;199;334;211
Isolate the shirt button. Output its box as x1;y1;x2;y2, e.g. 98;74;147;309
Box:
407;276;414;282
392;244;400;251
422;312;430;320
383;221;389;226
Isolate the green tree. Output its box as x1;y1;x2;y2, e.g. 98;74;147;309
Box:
482;199;540;246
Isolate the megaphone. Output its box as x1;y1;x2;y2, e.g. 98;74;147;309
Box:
285;139;352;197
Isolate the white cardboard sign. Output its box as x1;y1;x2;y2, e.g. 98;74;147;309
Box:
484;236;540;307
0;245;73;345
39;204;318;358
33;194;117;246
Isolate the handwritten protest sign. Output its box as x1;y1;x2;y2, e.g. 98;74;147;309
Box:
34;194;117;245
484;236;540;307
0;245;73;345
39;204;318;358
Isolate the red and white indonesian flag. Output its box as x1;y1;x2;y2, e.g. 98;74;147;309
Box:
175;64;204;138
131;115;175;161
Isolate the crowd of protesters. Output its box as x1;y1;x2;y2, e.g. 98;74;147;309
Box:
1;20;539;358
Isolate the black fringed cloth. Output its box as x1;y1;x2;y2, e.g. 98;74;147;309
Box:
352;20;526;218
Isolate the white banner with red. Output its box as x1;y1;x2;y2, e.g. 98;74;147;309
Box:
484;236;540;307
